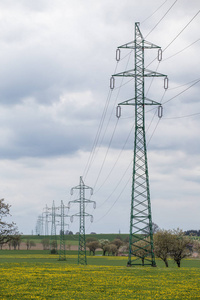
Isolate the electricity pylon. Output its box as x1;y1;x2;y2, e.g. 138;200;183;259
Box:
69;176;96;265
111;22;168;266
44;204;50;237
59;200;69;261
37;215;44;236
50;200;59;253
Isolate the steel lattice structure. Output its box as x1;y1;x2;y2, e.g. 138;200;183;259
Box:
50;200;58;253
112;22;168;266
69;176;95;265
59;200;69;261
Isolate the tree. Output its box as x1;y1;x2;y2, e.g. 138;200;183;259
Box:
0;198;18;247
86;241;100;256
26;239;36;250
86;237;97;244
42;238;50;250
193;240;200;254
132;240;151;265
99;239;110;256
170;229;192;267
11;233;22;250
154;230;174;267
154;228;192;267
112;239;123;251
152;222;160;234
109;244;118;256
51;240;58;254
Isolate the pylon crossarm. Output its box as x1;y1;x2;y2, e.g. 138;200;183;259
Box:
118;40;161;50
118;97;161;106
69;199;80;204
112;69;135;77
144;69;167;77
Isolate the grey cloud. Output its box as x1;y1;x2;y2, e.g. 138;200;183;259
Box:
0;0;199;234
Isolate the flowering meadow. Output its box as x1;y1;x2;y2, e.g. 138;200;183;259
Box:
0;253;200;299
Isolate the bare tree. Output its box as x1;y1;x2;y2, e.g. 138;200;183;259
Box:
0;198;19;247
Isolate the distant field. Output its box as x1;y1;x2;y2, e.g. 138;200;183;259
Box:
0;251;199;299
22;233;129;242
20;233;129;248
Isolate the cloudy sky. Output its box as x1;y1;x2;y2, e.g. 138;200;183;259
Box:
0;0;199;235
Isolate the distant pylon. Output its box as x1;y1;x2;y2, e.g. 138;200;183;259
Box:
44;204;49;237
111;22;168;266
69;176;96;265
59;200;69;261
50;200;58;253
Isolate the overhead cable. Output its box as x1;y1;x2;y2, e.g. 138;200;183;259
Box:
163;10;200;52
141;0;169;24
145;0;178;39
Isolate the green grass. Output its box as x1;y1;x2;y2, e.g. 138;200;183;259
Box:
22;233;128;242
0;251;200;299
20;233;129;248
0;249;200;268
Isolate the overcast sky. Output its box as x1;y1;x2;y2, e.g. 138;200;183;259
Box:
0;0;199;235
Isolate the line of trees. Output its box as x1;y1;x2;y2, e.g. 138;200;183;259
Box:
86;237;124;256
184;230;200;236
1;198;200;267
86;228;200;267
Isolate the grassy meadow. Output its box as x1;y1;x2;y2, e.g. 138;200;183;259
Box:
0;249;200;299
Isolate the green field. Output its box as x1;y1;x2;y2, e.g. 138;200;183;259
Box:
0;250;200;299
21;233;129;245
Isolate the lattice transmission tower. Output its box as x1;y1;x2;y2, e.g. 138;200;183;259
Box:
69;176;96;265
59;200;69;261
111;22;168;266
44;204;50;237
50;200;59;253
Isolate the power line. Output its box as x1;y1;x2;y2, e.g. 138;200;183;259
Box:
163;39;200;61
163;79;200;105
145;0;178;39
84;7;199;184
163;112;200;119
163;10;200;52
147;118;161;146
146;11;200;69
84;50;132;185
168;78;200;90
141;0;169;24
97;158;132;209
94;122;134;194
85;8;199;230
94;176;131;224
92;118;119;191
83;60;121;179
83;89;112;179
